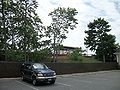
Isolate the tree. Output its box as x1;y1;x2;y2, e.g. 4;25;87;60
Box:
84;18;117;62
14;0;44;61
29;48;52;62
0;0;9;60
46;7;78;62
0;0;45;61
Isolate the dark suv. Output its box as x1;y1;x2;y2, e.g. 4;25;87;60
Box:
20;62;56;85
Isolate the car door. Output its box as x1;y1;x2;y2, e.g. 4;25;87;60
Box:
26;64;33;79
27;65;34;80
23;64;32;79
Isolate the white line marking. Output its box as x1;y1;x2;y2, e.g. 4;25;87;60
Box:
0;78;20;80
56;82;71;87
16;81;39;90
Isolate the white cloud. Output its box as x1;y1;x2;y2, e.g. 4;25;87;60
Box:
36;0;120;52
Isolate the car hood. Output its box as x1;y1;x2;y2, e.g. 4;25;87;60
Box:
37;69;54;73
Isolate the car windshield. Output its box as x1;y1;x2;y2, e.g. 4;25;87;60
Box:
33;63;48;69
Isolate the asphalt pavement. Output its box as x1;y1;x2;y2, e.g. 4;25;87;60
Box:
0;70;120;90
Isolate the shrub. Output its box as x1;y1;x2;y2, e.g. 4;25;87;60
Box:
68;48;83;62
7;50;25;62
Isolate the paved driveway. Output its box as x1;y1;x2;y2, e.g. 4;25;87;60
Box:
0;70;120;90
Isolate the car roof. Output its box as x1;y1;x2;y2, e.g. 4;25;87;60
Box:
22;62;43;65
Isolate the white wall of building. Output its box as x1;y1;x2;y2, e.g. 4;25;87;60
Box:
116;53;120;65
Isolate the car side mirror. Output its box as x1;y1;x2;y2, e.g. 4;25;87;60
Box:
48;67;52;69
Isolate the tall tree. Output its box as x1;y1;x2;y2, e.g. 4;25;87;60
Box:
1;0;9;60
46;7;78;62
14;0;44;61
84;18;117;62
0;1;3;49
0;0;44;61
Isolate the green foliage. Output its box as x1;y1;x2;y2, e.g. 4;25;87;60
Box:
7;48;51;62
46;7;78;62
47;7;78;43
84;18;111;51
68;48;83;62
84;18;117;62
28;48;51;62
7;50;25;62
0;0;45;61
14;0;44;52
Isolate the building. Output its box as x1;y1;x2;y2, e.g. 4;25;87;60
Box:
115;48;120;65
58;46;78;56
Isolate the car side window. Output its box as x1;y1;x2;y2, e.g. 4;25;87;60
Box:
28;65;32;70
24;64;31;70
24;65;28;69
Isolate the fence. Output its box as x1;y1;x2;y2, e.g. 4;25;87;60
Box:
0;62;118;78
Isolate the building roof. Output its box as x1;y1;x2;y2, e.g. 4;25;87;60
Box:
60;46;78;50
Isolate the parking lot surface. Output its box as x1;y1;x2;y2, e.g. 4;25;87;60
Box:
0;70;120;90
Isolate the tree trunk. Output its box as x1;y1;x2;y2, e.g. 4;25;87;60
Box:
53;33;56;62
103;55;106;62
2;0;7;61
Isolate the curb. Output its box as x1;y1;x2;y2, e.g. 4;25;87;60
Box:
57;70;120;77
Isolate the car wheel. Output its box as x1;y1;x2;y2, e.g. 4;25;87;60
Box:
32;77;38;86
50;80;55;84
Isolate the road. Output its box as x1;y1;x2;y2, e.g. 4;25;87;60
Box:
0;70;120;90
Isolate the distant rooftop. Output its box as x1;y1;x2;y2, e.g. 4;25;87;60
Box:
61;46;78;50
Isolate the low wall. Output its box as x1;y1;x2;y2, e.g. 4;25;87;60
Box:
0;62;118;78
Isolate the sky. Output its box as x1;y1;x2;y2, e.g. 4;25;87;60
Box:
36;0;120;53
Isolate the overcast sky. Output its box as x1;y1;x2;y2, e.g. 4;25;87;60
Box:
36;0;120;53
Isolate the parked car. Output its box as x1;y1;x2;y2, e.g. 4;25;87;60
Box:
20;62;56;85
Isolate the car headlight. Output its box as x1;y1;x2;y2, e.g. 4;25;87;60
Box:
53;72;56;75
37;73;43;76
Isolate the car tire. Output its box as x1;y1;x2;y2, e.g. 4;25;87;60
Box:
32;77;38;86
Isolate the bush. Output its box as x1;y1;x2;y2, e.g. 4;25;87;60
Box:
7;50;25;62
68;48;83;62
29;48;52;62
7;48;52;62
